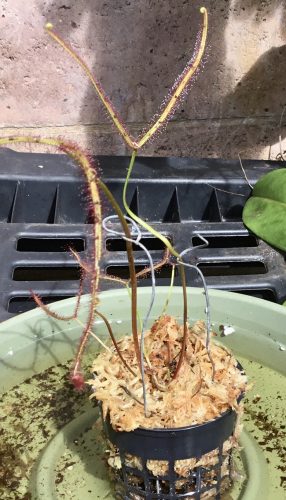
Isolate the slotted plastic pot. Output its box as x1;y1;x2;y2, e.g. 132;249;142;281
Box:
0;287;285;499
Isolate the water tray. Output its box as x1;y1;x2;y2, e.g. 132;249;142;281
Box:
0;288;285;499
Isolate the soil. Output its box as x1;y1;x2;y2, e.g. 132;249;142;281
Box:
0;362;88;500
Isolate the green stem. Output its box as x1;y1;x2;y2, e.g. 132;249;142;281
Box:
122;152;188;379
123;151;178;257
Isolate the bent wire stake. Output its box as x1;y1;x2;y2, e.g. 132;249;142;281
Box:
178;234;215;378
103;215;156;416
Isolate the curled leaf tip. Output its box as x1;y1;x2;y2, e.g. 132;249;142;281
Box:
70;372;86;391
200;7;206;14
45;22;53;30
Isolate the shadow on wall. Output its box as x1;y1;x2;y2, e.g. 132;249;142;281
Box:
233;0;286;26
218;0;286;159
41;0;286;159
224;45;286;116
220;44;286;159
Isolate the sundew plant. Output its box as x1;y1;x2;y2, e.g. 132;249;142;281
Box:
0;7;210;415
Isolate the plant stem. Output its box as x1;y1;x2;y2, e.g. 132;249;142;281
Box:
98;179;141;371
161;264;175;316
123;151;177;256
122;153;188;379
94;309;136;377
172;263;188;379
0;137;102;384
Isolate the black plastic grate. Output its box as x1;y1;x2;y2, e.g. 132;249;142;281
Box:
0;147;285;320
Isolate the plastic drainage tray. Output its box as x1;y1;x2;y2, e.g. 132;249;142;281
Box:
0;147;285;321
0;288;285;499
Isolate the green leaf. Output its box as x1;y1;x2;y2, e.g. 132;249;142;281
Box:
242;169;286;251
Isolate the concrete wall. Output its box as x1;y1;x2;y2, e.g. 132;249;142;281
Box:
0;0;286;160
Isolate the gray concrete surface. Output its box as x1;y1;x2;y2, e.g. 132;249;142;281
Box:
0;0;286;160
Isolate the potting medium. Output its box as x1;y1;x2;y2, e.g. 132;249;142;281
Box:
0;287;285;499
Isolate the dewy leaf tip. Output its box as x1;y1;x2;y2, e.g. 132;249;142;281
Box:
46;8;207;151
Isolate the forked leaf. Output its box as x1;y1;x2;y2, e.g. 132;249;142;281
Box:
242;169;286;251
45;7;208;150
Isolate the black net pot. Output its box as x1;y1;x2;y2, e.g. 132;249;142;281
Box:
102;400;241;500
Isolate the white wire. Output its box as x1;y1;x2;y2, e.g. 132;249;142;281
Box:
102;214;156;415
178;234;214;374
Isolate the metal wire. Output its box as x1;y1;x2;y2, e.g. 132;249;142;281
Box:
178;234;215;376
102;215;156;416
